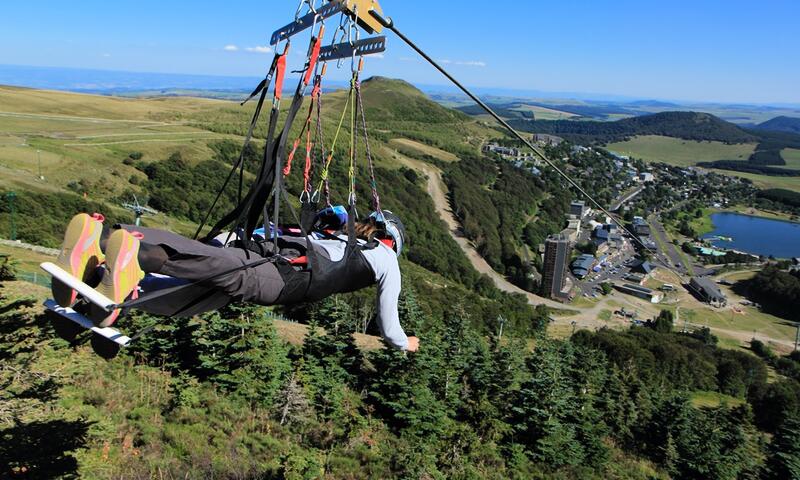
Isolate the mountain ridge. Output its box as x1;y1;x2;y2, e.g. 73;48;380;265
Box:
753;115;800;134
509;111;759;144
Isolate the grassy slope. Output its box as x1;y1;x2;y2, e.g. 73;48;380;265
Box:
781;148;800;168
607;134;800;192
510;104;577;120
388;138;459;162
606;135;756;167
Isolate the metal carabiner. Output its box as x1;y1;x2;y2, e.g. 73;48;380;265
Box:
294;0;307;21
349;5;360;74
299;190;311;204
278;37;291;56
335;13;351;69
311;190;321;204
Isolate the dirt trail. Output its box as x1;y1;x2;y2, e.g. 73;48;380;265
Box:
386;147;567;310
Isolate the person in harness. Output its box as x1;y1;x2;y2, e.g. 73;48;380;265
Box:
51;209;419;352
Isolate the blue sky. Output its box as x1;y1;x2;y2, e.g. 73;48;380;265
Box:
1;0;798;103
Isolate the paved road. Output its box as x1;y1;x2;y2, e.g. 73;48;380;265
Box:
647;215;689;277
611;186;644;212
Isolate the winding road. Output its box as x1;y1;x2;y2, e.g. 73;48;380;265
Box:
386;146;572;311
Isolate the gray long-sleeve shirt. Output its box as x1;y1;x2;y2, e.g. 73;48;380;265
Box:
311;237;408;350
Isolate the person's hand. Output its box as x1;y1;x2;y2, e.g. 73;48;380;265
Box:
406;336;420;352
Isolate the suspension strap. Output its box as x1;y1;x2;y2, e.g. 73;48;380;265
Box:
354;74;381;211
348;72;358;208
316;80;354;194
201;42;292;244
301;68;326;197
194;51;282;240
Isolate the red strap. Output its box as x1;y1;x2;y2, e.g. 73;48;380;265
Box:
379;238;394;250
303;25;325;86
274;54;287;101
303;127;313;192
289;256;308;265
283;138;302;176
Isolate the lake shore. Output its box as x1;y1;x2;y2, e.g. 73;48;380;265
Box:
703;211;800;258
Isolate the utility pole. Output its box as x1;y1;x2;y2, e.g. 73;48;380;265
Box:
6;191;16;241
795;324;799;352
497;315;506;343
37;149;44;180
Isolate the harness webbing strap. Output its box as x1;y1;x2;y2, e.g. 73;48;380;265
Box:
303;25;325;85
274;54;287;101
317;81;353;193
194;52;281;240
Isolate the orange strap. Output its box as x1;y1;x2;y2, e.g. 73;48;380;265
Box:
303;25;325;86
283;138;303;176
274;54;287;101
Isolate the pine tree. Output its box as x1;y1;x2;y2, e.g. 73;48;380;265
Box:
764;416;800;480
191;304;291;407
511;339;585;468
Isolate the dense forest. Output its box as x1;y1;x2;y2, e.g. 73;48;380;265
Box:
735;265;800;321
507;112;759;144
753;116;800;135
756;188;800;215
443;154;567;291
695;160;800;176
3;275;799;479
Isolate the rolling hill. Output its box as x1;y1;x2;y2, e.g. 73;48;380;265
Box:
753;115;800;134
509;111;759;144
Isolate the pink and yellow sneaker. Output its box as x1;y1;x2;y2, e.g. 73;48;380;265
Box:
89;229;145;327
52;213;106;307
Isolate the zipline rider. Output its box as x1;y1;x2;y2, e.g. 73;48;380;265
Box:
51;210;420;352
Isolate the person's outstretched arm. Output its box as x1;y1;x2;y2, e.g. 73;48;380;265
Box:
366;246;418;351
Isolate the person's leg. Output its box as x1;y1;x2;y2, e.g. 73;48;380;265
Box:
115;225;286;305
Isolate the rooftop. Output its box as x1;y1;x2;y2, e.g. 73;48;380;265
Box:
690;277;726;299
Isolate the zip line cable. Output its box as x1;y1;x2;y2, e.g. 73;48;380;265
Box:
368;10;666;263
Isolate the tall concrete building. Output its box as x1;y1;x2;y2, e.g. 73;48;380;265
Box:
542;233;570;299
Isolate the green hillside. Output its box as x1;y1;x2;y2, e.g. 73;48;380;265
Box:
2;82;800;479
607;135;757;167
0;80;546;329
509;111;759;144
754;115;800;134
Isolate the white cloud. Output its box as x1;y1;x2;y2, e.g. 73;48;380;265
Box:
101;53;111;58
245;45;272;54
370;53;385;59
437;58;486;67
223;45;239;52
456;60;486;67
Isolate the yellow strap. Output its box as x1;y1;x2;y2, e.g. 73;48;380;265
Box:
316;84;353;191
348;75;358;199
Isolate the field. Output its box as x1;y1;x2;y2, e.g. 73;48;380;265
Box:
388;138;459;162
711;169;800;193
509;104;577;120
782;148;800;168
606;135;757;167
607;134;800;192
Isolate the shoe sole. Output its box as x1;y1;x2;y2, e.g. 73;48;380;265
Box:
90;229;143;328
52;214;104;307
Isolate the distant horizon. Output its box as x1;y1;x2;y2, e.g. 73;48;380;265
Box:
2;1;798;105
3;63;800;110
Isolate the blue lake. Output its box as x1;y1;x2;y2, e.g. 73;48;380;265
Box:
703;212;800;258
